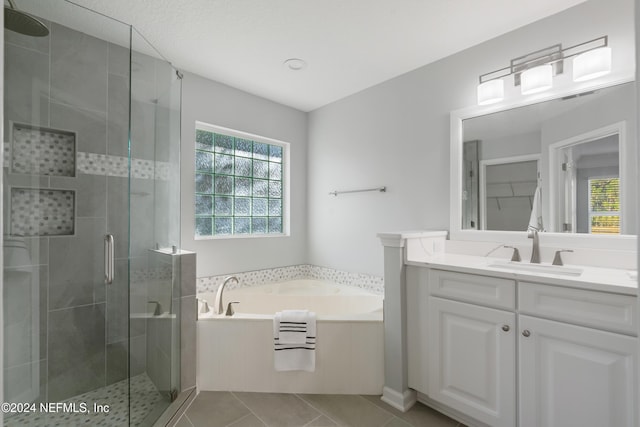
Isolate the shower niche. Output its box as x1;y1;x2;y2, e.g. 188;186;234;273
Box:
10;122;76;177
8;122;77;237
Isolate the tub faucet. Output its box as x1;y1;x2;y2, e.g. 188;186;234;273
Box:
528;229;541;264
215;276;239;315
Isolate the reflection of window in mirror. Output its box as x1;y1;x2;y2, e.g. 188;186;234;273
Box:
462;140;480;229
588;177;620;234
480;156;540;231
553;131;620;234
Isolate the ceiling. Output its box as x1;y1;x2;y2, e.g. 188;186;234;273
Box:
51;0;586;111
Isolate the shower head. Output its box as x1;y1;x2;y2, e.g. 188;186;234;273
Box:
4;0;49;37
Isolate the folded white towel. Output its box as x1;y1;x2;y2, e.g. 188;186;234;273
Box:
273;310;316;372
275;310;310;345
528;185;544;233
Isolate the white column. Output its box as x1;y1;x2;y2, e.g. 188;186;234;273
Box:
378;233;416;412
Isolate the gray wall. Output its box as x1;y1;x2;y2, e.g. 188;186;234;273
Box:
180;72;308;278
307;0;635;276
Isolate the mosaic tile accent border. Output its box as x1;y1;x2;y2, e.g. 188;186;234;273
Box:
11;123;76;177
3;145;171;181
10;188;75;236
76;152;172;180
197;264;384;295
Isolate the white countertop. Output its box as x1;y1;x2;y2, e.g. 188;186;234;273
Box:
407;253;638;296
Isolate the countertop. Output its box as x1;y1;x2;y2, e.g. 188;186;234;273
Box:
407;253;638;296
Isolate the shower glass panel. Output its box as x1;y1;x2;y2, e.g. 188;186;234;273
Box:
129;29;182;426
2;2;182;426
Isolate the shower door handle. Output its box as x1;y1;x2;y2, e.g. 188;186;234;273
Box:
104;234;114;284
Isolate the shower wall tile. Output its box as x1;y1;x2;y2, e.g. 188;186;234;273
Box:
130;334;147;377
48;303;106;402
146;317;173;393
180;295;196;391
3;360;47;405
130;178;155;258
50;23;108;113
180;252;196;297
106;176;130;260
106;341;128;386
130;99;157;161
50;174;106;218
10;188;75;236
4;18;51;53
11;123;76;177
4;44;49;142
50;101;107;155
107;73;130;158
108;43;130;78
106;337;146;386
107;260;130;344
48;217;106;310
3;265;47;368
3;235;49;267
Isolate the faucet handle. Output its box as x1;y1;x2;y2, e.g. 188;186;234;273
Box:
503;245;521;262
147;300;162;316
552;249;573;266
225;301;240;316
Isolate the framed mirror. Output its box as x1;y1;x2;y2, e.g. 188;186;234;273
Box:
450;79;637;249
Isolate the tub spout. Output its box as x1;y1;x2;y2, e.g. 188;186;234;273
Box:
215;276;239;315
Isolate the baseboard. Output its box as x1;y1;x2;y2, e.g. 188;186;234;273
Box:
416;392;488;427
380;386;417;412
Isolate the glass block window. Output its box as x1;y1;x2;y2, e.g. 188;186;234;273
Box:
588;177;620;235
195;126;286;238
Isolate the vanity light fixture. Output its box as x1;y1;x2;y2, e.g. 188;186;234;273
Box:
521;64;553;95
573;46;612;82
476;36;610;105
477;79;504;105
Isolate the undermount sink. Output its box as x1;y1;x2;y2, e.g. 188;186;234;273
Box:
487;260;584;277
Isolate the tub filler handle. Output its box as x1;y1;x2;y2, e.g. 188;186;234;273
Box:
226;301;240;316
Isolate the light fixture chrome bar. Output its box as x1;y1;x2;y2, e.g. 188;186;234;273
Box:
479;36;608;85
329;186;386;197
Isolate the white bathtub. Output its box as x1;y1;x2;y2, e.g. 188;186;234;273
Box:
197;279;384;394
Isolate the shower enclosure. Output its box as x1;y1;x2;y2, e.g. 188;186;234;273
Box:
2;1;182;425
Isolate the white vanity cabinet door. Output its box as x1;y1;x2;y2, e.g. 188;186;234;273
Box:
428;297;516;427
519;315;637;427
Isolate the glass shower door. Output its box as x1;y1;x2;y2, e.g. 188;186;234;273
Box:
2;1;133;425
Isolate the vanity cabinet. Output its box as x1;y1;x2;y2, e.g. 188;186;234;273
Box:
427;296;516;427
519;315;637;427
408;268;638;427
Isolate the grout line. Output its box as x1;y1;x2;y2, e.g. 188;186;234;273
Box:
229;392;270;427
301;414;322;427
182;413;195;427
225;412;260;427
294;394;341;427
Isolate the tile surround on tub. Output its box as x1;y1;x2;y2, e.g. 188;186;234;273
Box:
197;264;384;295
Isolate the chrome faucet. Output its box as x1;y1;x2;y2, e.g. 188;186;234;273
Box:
528;229;540;264
215;276;239;315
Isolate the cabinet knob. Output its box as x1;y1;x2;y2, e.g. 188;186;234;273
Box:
501;325;510;332
522;330;531;337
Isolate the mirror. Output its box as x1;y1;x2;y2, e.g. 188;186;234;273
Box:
460;81;636;236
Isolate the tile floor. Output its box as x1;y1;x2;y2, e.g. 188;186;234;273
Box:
175;392;466;427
